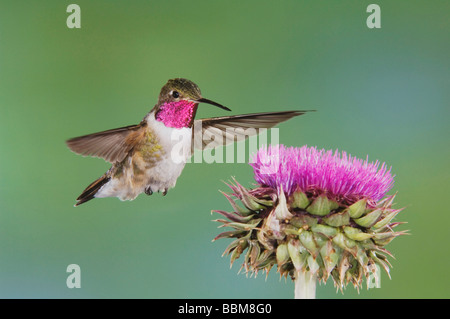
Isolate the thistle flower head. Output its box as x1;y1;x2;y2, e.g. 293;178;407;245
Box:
213;145;406;294
251;145;394;206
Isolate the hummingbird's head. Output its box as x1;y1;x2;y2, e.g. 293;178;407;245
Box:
158;78;231;111
154;78;231;129
158;78;201;104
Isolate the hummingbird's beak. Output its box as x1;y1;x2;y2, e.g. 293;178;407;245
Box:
196;98;231;111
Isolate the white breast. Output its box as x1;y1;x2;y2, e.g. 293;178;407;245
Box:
96;113;193;201
142;114;193;193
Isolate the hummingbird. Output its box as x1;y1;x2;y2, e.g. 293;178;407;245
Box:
67;78;311;206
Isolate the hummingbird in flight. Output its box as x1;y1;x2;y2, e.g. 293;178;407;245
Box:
67;78;311;206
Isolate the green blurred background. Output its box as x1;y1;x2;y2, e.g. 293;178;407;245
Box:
0;1;448;298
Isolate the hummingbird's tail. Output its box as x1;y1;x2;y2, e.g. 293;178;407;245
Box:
75;174;110;206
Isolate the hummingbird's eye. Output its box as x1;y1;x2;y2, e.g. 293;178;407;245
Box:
171;91;180;98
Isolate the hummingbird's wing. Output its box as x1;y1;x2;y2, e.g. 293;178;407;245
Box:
66;123;145;163
194;110;310;150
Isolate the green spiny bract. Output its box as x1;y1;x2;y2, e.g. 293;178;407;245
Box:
213;178;406;292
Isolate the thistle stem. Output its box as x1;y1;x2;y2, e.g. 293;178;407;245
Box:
294;270;316;299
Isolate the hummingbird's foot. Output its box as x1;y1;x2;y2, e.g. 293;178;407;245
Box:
162;188;168;196
144;186;153;196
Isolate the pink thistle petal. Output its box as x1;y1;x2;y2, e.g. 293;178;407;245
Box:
250;145;394;204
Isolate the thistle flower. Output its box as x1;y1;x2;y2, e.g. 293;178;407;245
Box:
213;145;406;298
